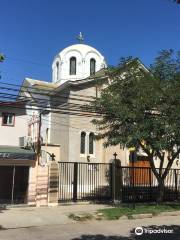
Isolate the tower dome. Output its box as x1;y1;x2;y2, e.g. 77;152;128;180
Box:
52;43;107;84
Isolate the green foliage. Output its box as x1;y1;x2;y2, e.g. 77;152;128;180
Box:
0;53;5;62
0;53;5;79
92;51;180;151
90;50;180;190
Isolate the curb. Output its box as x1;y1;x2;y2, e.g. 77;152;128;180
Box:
69;210;180;221
158;210;180;216
131;213;153;219
126;211;180;220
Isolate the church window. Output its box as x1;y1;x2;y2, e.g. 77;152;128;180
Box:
90;58;96;75
80;131;86;154
56;62;59;81
89;132;94;154
70;57;76;75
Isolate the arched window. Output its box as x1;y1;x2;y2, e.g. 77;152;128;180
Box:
89;132;94;154
80;131;86;154
90;58;96;75
56;62;59;81
70;57;76;75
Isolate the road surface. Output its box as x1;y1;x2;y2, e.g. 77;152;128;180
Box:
0;215;179;240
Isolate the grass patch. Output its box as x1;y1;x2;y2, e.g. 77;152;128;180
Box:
97;203;180;220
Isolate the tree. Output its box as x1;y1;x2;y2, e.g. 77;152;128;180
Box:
0;53;5;78
0;53;5;62
91;50;180;203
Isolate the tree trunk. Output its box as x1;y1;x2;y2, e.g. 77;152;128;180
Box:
157;179;164;204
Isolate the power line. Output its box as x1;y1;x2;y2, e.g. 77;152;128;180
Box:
0;84;95;106
0;91;92;109
0;80;100;114
0;80;95;100
0;92;98;116
15;114;85;131
5;56;50;68
0;101;100;118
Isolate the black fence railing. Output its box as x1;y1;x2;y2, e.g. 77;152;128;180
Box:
58;162;112;202
58;162;180;203
121;167;180;202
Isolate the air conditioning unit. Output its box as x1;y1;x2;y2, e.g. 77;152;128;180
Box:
19;136;32;148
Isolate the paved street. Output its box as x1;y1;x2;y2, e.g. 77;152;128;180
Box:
0;205;180;240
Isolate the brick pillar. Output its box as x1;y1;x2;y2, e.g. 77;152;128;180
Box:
48;161;59;206
112;159;123;204
27;162;37;206
36;165;49;206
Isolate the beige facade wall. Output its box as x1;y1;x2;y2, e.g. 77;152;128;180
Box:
27;162;37;205
50;112;69;161
48;81;129;164
35;165;49;206
27;160;50;206
41;145;61;162
103;145;129;166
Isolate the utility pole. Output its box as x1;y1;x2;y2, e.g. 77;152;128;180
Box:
37;112;42;157
37;110;50;161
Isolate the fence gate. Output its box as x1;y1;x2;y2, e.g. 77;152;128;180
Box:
58;162;112;202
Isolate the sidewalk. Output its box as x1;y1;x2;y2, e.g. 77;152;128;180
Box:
0;203;110;229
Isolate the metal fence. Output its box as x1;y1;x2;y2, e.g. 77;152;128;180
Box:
58;162;180;203
58;162;112;202
121;167;180;202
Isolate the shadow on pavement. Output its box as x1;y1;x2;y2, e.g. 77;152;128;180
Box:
0;206;9;231
72;225;180;240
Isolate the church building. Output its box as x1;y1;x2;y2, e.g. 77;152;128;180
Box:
19;34;129;165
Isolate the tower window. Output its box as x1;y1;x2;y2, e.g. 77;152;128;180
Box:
90;58;96;75
89;132;94;154
56;61;59;81
80;131;86;154
70;57;76;75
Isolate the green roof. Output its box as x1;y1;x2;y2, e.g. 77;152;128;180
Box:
0;146;36;160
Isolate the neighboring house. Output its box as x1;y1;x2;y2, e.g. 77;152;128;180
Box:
0;102;28;146
0;102;37;204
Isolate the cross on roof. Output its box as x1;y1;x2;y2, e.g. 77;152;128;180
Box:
76;32;84;43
